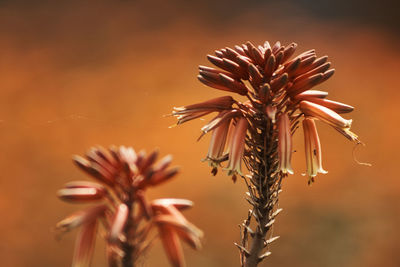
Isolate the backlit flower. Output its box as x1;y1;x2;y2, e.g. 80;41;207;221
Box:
171;40;361;265
172;40;359;182
56;146;202;267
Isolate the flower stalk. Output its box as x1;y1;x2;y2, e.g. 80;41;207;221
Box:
172;41;359;266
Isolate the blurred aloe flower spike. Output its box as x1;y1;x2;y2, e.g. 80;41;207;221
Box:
56;146;202;267
171;41;361;266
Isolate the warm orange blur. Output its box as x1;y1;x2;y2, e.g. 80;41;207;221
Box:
0;1;399;266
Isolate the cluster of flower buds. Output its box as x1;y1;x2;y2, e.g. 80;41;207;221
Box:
56;146;202;267
172;41;358;183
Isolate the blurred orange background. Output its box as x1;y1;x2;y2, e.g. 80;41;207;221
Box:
0;1;399;266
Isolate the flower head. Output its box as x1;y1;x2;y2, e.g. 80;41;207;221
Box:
172;41;359;183
56;146;202;267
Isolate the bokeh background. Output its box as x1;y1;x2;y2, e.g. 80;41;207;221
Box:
0;0;399;266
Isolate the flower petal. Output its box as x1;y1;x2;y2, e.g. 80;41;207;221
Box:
109;203;129;243
72;220;98;267
300;100;352;129
151;198;194;211
173;96;235;115
303;117;327;182
225;117;248;176
205;118;231;165
278;113;294;174
56;204;107;233
154;214;203;250
57;187;106;202
303;97;354;114
293;90;328;100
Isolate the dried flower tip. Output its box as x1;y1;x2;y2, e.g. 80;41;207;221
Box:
300;100;352;129
333;126;360;142
278;113;294;174
303;118;327;182
225;117;248;176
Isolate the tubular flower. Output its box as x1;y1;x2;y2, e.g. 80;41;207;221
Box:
300;100;352;129
56;146;202;267
225;117;249;177
204;118;231;168
303;117;327;183
278;113;294;174
171;40;361;266
172;96;235;125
